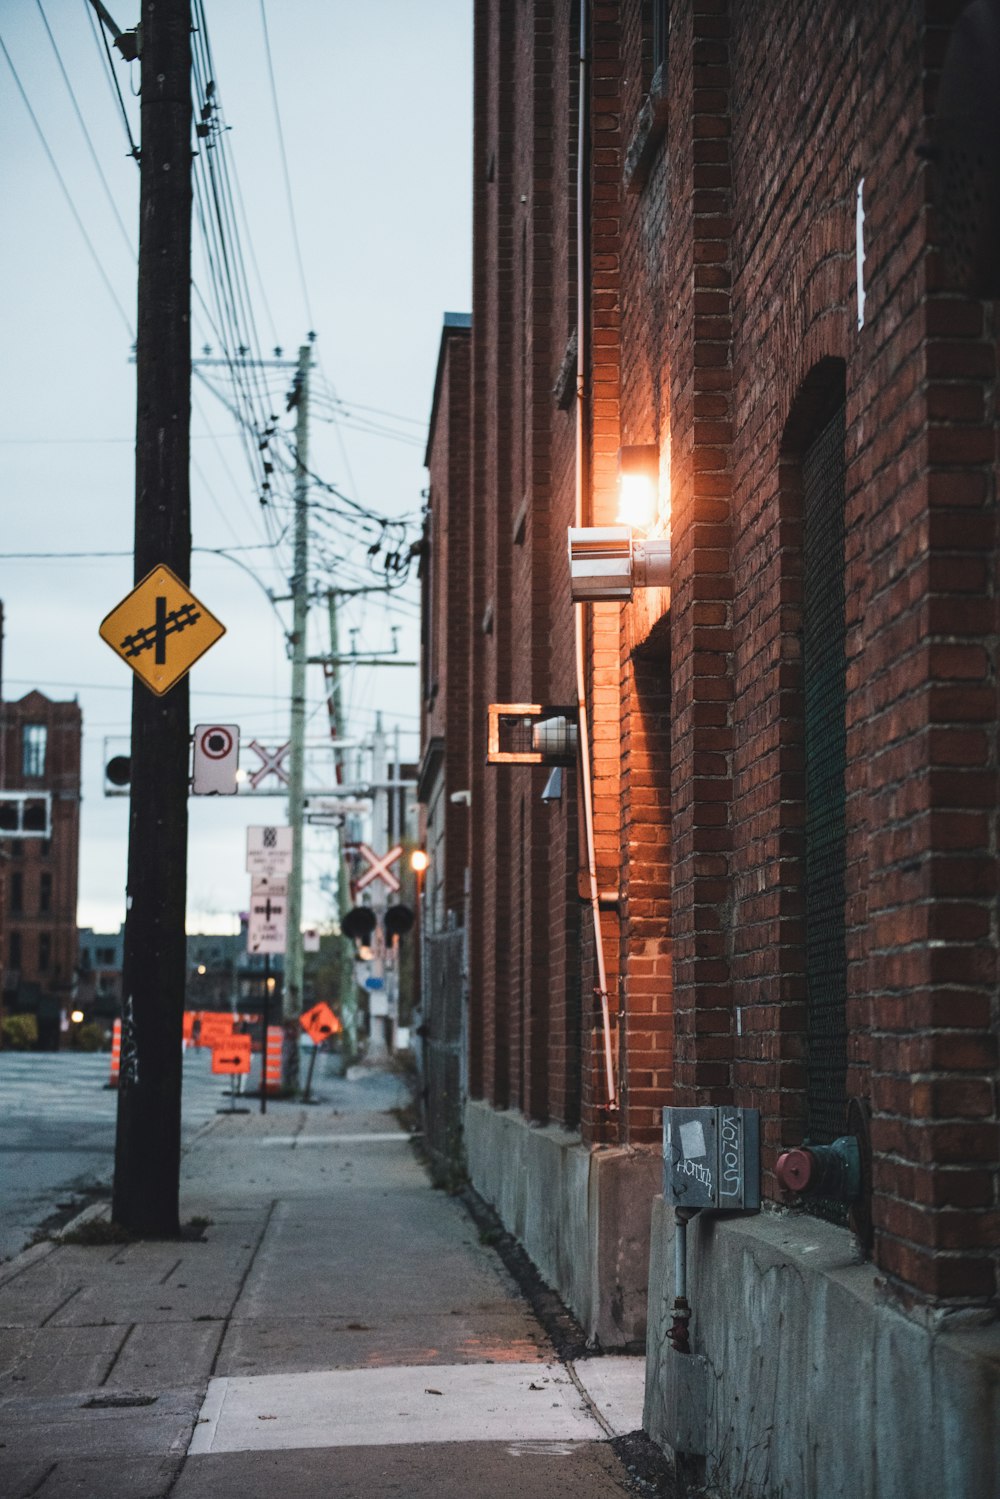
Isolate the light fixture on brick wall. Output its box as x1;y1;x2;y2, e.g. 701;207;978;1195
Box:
567;525;671;601
616;443;660;528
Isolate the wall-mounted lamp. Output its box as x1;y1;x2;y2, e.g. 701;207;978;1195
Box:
616;443;660;529
567;525;671;602
410;849;430;874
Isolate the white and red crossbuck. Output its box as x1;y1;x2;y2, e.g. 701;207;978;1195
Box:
354;843;403;893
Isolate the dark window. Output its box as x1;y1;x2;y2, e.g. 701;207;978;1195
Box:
802;400;848;1146
22;724;47;779
10;871;23;914
98;946;115;964
9;932;22;969
39;932;52;972
40;872;52;913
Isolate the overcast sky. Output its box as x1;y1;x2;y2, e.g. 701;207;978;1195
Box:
0;1;471;934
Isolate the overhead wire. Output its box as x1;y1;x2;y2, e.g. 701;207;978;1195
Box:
83;0;138;162
37;0;135;261
0;28;134;336
257;0;314;332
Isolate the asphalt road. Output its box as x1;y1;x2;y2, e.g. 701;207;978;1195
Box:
0;1048;233;1263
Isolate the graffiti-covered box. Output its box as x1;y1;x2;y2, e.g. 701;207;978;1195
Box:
662;1107;761;1212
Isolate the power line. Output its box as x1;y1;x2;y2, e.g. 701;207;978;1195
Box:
36;0;135;261
0;28;134;336
83;0;139;163
257;0;313;331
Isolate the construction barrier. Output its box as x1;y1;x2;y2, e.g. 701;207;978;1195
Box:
108;1018;121;1088
263;1025;283;1095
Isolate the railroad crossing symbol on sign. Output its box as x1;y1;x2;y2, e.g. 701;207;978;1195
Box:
211;1035;252;1075
300;1001;341;1046
355;843;402;894
247;739;290;790
247;890;287;954
99;564;225;696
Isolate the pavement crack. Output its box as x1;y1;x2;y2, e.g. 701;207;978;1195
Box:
100;1322;135;1386
565;1359;616;1440
209;1197;278;1377
159;1257;183;1286
39;1285;81;1328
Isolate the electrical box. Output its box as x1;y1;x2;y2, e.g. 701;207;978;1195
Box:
663;1106;761;1212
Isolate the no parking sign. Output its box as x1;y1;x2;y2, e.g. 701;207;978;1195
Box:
192;723;240;795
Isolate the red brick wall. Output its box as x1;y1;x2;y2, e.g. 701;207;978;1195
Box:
1;692;82;1027
449;0;999;1310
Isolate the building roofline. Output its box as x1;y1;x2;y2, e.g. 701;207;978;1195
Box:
425;312;472;467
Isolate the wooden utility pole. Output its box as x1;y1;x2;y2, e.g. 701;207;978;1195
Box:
285;344;311;1053
112;0;192;1235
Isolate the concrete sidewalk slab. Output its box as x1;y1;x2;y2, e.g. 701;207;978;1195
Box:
0;1082;655;1499
189;1360;605;1453
175;1438;633;1499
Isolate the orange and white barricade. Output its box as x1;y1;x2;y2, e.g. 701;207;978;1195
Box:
263;1025;283;1095
108;1018;122;1088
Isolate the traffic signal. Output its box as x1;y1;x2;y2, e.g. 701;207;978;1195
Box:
105;754;132;796
384;904;415;941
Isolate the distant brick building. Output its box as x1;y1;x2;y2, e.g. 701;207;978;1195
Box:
1;691;82;1049
422;2;999;1493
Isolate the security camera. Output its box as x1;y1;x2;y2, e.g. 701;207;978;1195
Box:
567;525;671;602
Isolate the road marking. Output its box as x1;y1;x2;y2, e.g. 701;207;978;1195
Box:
188;1358;645;1455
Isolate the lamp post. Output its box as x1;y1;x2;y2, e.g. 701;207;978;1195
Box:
410;849;428;1021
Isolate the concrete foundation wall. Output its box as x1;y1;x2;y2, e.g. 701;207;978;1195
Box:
644;1197;1000;1499
465;1099;660;1350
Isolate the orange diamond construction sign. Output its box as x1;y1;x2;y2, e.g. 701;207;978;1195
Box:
99;564;226;696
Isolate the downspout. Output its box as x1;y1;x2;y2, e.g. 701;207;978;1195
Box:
573;0;617;1112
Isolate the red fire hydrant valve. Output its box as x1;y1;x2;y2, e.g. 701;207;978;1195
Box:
775;1148;814;1193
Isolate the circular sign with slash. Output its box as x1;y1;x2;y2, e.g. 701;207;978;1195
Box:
200;726;234;759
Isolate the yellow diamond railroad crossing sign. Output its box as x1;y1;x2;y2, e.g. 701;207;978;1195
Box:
99;564;226;697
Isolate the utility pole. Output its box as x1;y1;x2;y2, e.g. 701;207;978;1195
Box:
113;0;191;1236
285;342;311;1082
326;590;359;1061
367;714;390;1062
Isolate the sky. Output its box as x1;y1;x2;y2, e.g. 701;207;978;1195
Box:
0;0;471;934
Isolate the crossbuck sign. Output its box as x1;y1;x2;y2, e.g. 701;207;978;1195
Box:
354;843;402;894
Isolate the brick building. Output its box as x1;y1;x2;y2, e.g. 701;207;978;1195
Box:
1;690;82;1049
421;1;999;1493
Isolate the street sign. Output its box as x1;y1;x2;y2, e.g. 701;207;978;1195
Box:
99;563;225;697
197;1012;234;1048
192;723;240;795
211;1035;252;1075
246;739;290;790
252;873;288;898
300;1001;341;1046
355;843;403;893
303;925;321;953
247;889;287;954
246;824;293;877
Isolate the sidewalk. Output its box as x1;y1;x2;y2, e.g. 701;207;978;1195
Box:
0;1067;655;1498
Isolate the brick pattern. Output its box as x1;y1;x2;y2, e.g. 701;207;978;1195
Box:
434;0;1000;1311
